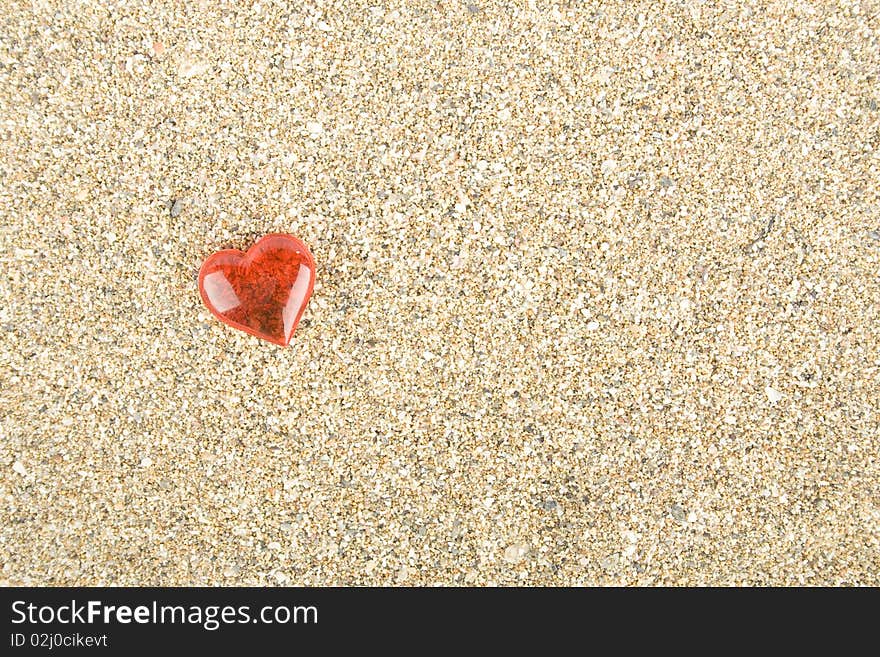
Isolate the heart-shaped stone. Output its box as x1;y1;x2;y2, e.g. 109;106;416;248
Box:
198;234;316;346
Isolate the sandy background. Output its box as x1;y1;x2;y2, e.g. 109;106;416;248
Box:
1;0;878;585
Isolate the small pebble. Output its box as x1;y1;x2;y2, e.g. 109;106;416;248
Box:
170;198;183;217
765;386;784;404
502;543;529;564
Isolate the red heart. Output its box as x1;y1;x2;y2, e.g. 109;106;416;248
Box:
198;234;316;346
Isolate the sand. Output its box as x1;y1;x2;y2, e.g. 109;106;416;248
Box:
1;1;878;586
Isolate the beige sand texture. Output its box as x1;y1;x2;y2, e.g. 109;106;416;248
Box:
1;0;879;586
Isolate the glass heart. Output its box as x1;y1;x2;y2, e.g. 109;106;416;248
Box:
198;234;316;346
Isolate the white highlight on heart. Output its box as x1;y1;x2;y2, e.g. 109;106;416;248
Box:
203;271;241;313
